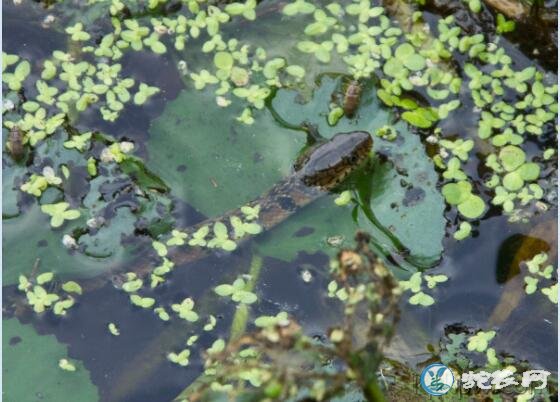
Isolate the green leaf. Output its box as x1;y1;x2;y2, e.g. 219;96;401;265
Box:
499;145;525;172
37;272;54;285
467;330;496;352
130;295;155;308
442;181;472;205
409;292;435;306
457;194;486;219
62;281;83;295
517;163;540;181
214;284;234;297
453;221;472;240
502;171;524;191
402;108;437;128
3;318;98;400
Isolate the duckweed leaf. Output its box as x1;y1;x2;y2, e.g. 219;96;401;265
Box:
541;285;558;304
36;272;54;285
40;202;81;228
108;323;120;336
424;274;448;289
130;295;155;309
26;286;59;313
154;307;170;321
453;222;472;240
408;292;435;306
167;349;191;366
171;298;199;322
62;281;82;295
467;330;496;353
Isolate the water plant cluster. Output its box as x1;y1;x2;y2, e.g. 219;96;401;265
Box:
178;232;401;401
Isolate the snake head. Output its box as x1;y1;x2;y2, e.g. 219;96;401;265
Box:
296;131;373;189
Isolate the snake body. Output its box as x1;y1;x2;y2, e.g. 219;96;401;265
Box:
106;131;373;287
171;131;373;261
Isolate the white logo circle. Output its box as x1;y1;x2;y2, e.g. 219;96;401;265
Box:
420;363;454;396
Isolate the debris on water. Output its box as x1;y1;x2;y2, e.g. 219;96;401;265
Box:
300;268;313;283
62;234;78;249
326;235;345;247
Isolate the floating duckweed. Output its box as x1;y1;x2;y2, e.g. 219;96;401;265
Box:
230;216;261;239
167;349;191;366
108;323;120;336
296;40;333;63
442;180;485;219
462;0;481;13
130;294;155;309
400;271;448;307
167;230;188;246
152;241;168;257
375;125;397;141
153;258;174;276
87;157;97;176
467;330;496;353
328;106;344;125
187;335;199;346
133;83;160;105
2;55;30;91
282;0;316;16
18;275;31;292
58;358;77;372
214;277;258;304
171;298;199;322
203;315;217;331
37;272;54;285
26;285;59;313
21;175;49;197
122;277;143;293
453;222;472;241
304;9;337;36
440;139;473;161
334;190;352;206
62;281;82;295
53;297;75;316
207;338;226;355
496;14;515;34
542;284;558;304
443;158;467;181
154;307;170;321
424;274;448;289
207;221;237;251
225;0;257;21
41;202;81;228
240;204;260;220
63;132;92;152
521;253;557;304
401;107;438;128
254;311;288;327
189;225;210;247
65;23;91;41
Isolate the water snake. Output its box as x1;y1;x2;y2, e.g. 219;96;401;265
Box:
41;130;372;293
159;130;373;268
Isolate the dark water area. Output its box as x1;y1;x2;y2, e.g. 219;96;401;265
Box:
2;0;557;401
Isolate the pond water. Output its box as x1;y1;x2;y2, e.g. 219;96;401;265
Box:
2;0;557;401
